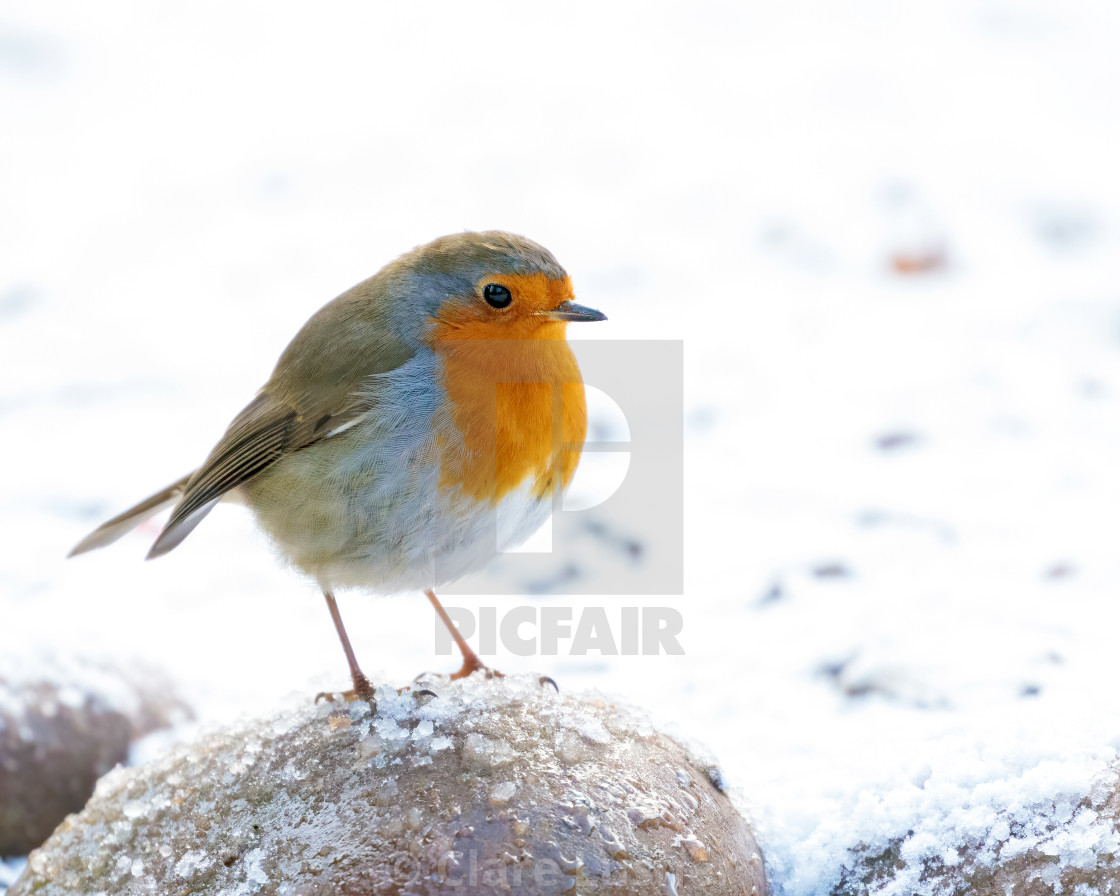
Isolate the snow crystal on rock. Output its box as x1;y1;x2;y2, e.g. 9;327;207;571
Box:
174;848;210;878
120;799;147;820
488;781;518;806
462;731;515;768
575;715;612;745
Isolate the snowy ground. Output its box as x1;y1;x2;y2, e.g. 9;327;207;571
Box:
4;1;1120;893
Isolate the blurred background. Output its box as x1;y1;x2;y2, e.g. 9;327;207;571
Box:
3;1;1120;892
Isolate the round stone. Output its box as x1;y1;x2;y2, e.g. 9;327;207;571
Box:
10;675;767;895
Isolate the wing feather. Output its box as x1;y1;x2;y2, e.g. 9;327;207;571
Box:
85;270;416;561
146;393;364;558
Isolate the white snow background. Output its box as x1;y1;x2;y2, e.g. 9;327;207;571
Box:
3;1;1120;893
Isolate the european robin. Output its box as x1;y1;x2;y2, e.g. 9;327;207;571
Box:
70;232;606;698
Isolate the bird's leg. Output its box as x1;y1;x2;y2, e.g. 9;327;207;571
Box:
316;590;376;703
425;589;504;680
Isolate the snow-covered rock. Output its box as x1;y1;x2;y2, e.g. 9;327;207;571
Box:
0;653;191;856
10;675;766;895
831;760;1120;896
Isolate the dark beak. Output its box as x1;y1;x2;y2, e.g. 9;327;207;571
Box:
548;300;607;322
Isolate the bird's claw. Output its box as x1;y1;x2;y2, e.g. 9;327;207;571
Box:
450;662;504;681
538;675;559;692
315;673;377;708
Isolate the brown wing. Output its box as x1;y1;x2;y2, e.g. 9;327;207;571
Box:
67;269;416;562
145;391;367;558
145;272;416;559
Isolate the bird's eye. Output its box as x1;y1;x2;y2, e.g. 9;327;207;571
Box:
483;283;513;309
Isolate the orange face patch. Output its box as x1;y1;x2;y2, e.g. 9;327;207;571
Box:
430;272;576;343
429;274;588;504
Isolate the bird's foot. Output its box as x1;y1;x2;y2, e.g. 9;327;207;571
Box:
315;672;377;707
411;666;558;691
449;653;504;681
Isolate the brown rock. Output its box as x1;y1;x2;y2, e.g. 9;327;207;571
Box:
0;656;192;856
11;676;767;895
832;764;1120;896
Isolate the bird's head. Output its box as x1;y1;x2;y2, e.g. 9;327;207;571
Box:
390;231;606;345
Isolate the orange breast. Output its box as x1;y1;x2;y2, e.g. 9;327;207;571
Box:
430;274;588;504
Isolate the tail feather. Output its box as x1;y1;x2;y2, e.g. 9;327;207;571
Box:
68;473;194;557
145;498;220;560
